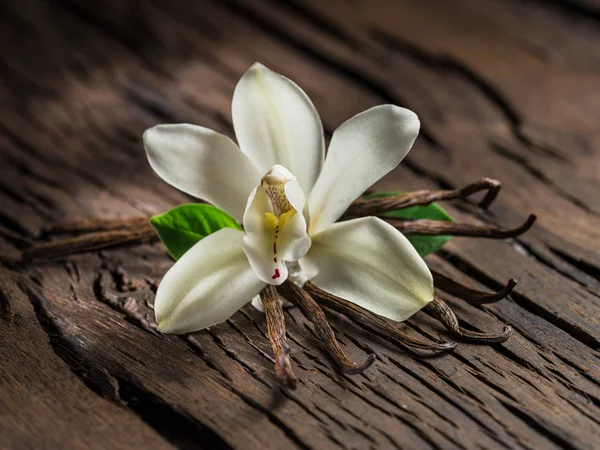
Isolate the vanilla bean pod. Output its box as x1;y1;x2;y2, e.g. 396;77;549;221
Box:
423;297;512;343
260;285;297;388
40;216;149;237
278;281;375;374
388;214;536;239
23;185;536;261
431;271;517;305
304;282;456;353
22;226;158;261
345;178;501;218
25;185;532;262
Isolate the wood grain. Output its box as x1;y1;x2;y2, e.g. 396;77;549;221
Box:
1;0;599;448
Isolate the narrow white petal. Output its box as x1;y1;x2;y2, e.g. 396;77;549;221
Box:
232;63;325;194
155;228;265;333
300;217;433;322
308;105;420;234
242;181;311;285
144;124;260;222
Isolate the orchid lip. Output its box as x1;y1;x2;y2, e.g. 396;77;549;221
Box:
242;165;312;286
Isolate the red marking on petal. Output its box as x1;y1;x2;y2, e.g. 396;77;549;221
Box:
272;269;281;279
273;258;277;262
273;242;277;254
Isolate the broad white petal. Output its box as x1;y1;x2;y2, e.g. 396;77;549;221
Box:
300;217;433;322
144;124;261;222
155;228;265;333
308;105;420;234
232;63;325;194
242;181;311;285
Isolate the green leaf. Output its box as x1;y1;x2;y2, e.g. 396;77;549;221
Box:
367;192;453;256
150;204;242;260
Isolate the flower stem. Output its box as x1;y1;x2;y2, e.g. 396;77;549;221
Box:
432;270;517;305
278;281;375;374
260;285;297;389
304;282;456;353
388;214;536;239
423;296;512;343
345;178;501;218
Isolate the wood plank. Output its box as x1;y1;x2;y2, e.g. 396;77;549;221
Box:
0;269;173;450
1;0;599;448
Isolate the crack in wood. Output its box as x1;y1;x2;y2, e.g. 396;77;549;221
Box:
490;143;592;213
439;249;600;350
92;270;162;338
0;286;13;323
525;0;600;23
549;247;600;282
19;278;236;450
498;399;579;450
219;0;446;152
510;239;600;295
369;29;570;165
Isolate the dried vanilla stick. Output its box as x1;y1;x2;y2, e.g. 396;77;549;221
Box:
260;285;297;388
388;214;536;239
23;226;158;261
432;270;516;305
40;216;149;236
305;282;456;353
424;297;512;343
278;281;375;374
345;178;501;218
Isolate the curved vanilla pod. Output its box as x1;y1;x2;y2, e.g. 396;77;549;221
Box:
432;270;517;305
305;282;456;353
260;285;297;389
278;281;375;374
345;178;501;218
388;214;536;239
423;296;512;343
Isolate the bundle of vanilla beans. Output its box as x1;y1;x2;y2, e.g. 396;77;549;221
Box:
23;178;535;388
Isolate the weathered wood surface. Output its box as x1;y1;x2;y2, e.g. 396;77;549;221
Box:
1;0;599;448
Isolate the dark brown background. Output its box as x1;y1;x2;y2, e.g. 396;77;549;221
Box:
1;0;599;449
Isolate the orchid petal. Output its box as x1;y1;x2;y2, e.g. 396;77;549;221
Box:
144;124;260;222
155;228;265;333
232;63;325;194
300;217;433;322
307;105;420;234
242;181;311;285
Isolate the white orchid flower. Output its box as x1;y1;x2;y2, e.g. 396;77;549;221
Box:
144;63;434;334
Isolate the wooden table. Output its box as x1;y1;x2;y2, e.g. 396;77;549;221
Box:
1;1;599;448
